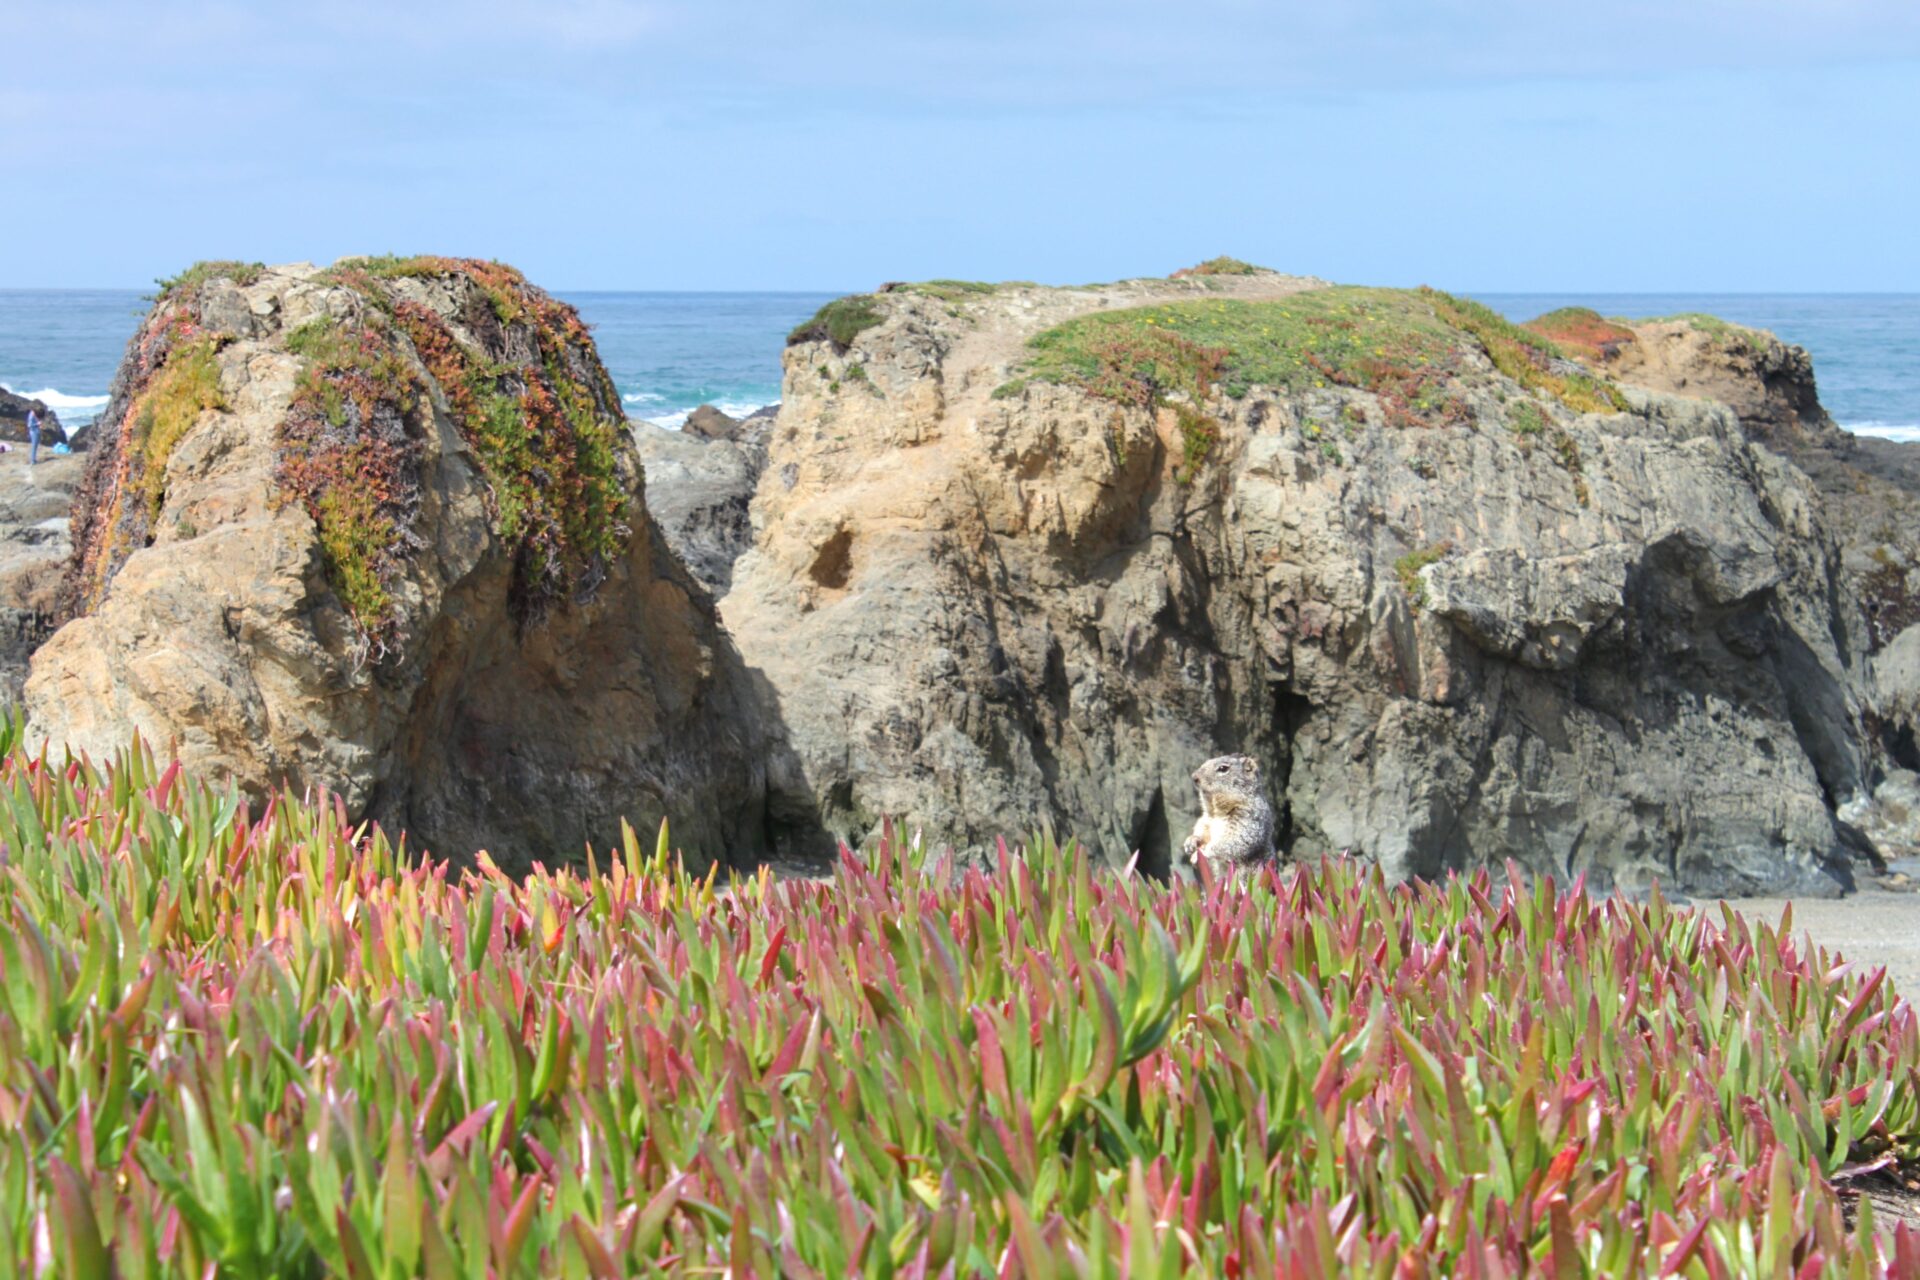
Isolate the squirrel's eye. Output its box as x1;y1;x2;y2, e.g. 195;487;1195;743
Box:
1215;764;1228;773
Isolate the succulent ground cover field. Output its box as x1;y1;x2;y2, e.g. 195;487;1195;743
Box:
1;724;1917;1277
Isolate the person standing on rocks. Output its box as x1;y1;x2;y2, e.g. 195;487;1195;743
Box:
25;408;39;466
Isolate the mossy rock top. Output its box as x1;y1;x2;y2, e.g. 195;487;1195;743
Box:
68;256;633;650
1018;285;1629;423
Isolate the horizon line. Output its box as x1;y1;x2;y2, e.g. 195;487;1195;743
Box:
6;285;1920;297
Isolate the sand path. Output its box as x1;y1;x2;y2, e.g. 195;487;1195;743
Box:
1718;862;1920;995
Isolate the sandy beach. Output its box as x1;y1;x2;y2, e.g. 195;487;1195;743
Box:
1720;866;1920;996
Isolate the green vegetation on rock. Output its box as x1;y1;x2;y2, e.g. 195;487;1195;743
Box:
1173;255;1262;277
393;295;627;617
1023;287;1476;442
788;295;884;350
329;253;453;280
283;258;631;637
1395;541;1451;607
900;279;1007;301
1173;402;1219;482
1012;285;1635;483
1419;288;1631;415
277;316;425;643
129;333;228;520
152;260;265;298
0;723;1912;1274
327;255;548;330
1508;398;1549;438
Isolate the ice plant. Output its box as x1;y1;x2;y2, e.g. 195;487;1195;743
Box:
0;713;1914;1276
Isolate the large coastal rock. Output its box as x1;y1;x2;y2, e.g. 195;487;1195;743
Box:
27;259;777;871
702;272;1892;895
0;386;65;445
1540;309;1920;858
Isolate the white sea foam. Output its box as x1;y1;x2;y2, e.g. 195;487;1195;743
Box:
637;401;773;431
0;384;111;421
1842;422;1920;444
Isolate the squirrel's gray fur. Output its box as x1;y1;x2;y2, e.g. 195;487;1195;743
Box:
1180;754;1276;871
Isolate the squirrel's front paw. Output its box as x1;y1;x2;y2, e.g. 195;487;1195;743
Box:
1181;835;1204;862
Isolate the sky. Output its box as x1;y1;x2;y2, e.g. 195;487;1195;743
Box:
5;1;1919;292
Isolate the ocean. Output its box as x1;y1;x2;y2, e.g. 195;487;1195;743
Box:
0;289;839;432
1;288;1914;439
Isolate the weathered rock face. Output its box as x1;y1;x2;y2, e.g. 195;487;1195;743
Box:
0;386;65;445
0;451;83;702
629;407;772;597
27;259;776;871
702;274;1888;896
1560;312;1920;860
1583;318;1831;444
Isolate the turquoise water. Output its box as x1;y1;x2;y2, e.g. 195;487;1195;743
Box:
2;288;1914;437
563;291;837;427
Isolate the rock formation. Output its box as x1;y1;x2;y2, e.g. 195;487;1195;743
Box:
629;405;772;596
0;451;83;702
1536;308;1920;861
26;259;1919;896
687;271;1907;896
0;386;65;445
26;259;778;872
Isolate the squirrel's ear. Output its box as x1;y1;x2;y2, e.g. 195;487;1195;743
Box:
1249;759;1261;777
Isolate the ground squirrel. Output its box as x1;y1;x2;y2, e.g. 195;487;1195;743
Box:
1181;754;1277;872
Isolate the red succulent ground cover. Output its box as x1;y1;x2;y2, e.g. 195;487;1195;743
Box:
1523;309;1640;364
357;261;630;623
0;723;1915;1276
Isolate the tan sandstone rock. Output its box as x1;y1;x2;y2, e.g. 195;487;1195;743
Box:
26;259;777;872
698;271;1883;895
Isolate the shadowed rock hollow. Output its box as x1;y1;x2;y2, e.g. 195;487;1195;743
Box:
679;270;1916;896
26;258;778;872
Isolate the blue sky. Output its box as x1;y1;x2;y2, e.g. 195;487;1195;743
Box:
5;1;1919;291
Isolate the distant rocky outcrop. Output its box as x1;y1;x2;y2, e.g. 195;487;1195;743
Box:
1541;308;1920;861
682;402;777;443
0;387;65;445
629;405;773;596
675;270;1909;896
0;452;83;702
26;259;785;872
1530;310;1830;444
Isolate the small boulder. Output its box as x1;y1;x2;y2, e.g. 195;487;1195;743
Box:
682;403;742;442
